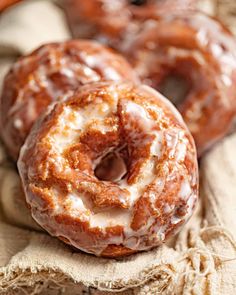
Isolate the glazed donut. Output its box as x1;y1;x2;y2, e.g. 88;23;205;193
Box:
0;40;138;160
18;81;198;258
124;11;236;155
64;0;196;48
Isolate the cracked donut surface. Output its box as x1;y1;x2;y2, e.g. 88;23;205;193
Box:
124;11;236;155
0;40;137;160
18;81;198;258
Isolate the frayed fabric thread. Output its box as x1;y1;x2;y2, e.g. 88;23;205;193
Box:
0;226;235;295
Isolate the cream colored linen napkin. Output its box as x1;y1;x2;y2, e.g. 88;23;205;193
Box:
0;1;236;294
215;0;236;35
0;0;70;55
0;0;70;90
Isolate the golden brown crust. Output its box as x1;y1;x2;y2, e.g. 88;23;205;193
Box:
124;11;236;155
0;40;138;160
64;0;196;48
18;81;198;258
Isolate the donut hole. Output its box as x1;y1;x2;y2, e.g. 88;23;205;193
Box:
95;151;128;182
160;73;190;106
130;0;147;6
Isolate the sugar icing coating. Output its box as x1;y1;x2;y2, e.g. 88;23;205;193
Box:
64;0;196;49
123;11;236;155
18;81;198;258
0;40;137;160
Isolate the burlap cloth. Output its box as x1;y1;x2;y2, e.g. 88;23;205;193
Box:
0;1;235;294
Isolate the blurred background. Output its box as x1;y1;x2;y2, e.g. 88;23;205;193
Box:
0;0;235;87
0;0;235;118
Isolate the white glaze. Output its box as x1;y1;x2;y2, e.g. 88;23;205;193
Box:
18;82;198;256
179;179;192;201
90;208;131;228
